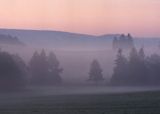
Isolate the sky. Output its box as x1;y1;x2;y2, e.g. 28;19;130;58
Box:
0;0;159;37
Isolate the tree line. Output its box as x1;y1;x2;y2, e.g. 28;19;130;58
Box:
111;48;160;86
1;47;160;90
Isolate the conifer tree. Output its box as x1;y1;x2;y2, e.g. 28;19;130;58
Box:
139;47;145;60
147;54;160;85
30;50;63;85
127;47;148;85
48;51;63;84
30;51;41;84
30;49;49;85
111;49;128;85
88;59;104;84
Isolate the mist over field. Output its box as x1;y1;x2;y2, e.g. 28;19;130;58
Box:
0;29;159;84
0;29;160;114
0;0;160;113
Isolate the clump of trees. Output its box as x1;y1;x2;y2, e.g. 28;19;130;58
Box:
0;50;27;90
0;49;63;90
113;33;134;50
30;49;63;85
88;59;104;84
3;45;160;89
111;47;160;86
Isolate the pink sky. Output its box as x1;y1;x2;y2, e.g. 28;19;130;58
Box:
0;0;159;37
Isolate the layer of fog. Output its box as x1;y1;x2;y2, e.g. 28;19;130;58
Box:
0;37;160;107
1;41;160;84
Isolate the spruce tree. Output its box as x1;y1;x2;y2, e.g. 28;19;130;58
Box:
128;48;140;85
30;49;49;85
128;47;148;85
127;33;134;49
48;52;63;84
39;49;48;73
88;59;104;84
139;47;145;60
111;49;128;85
30;50;63;85
138;47;149;85
147;54;160;85
30;51;41;84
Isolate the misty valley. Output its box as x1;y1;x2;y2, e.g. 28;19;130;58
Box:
0;29;160;113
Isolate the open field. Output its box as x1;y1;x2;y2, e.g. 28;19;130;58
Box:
0;86;160;114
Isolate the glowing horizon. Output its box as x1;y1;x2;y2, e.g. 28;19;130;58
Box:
0;0;159;37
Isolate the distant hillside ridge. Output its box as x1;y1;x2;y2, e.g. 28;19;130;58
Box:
0;28;159;50
0;28;115;49
0;34;24;46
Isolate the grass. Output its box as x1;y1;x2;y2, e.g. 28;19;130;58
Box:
0;88;160;114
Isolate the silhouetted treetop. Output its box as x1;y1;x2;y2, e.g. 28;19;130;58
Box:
112;33;134;50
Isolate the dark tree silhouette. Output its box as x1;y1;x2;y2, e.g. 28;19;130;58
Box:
0;51;27;90
30;50;63;85
13;54;28;80
88;59;104;84
30;51;42;84
47;51;63;84
137;47;149;84
30;50;49;85
39;49;49;82
146;54;160;85
112;33;134;50
127;47;149;85
111;47;150;86
127;48;139;85
139;47;145;60
111;49;128;85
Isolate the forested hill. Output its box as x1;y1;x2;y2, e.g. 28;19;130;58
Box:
0;28;159;50
0;28;116;49
0;34;24;46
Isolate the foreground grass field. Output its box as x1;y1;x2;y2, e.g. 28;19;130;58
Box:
0;86;160;114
